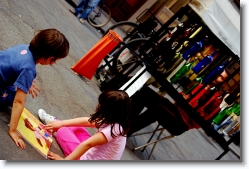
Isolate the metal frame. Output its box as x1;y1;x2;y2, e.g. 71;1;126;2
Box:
130;123;174;160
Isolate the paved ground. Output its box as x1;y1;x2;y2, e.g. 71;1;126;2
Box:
0;0;240;162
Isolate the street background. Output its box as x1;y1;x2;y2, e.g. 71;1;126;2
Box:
0;0;240;162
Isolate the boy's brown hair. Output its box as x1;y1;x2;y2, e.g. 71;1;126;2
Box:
29;29;69;63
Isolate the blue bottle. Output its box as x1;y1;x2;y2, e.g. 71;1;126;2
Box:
204;57;232;83
204;65;225;83
182;38;207;60
192;51;218;74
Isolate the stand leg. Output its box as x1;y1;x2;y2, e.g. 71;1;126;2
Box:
148;128;165;160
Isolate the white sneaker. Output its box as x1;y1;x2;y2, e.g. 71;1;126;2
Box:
38;109;56;124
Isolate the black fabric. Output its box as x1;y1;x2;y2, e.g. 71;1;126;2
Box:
128;86;189;136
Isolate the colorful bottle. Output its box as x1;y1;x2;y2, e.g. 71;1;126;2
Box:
212;103;240;126
177;53;204;88
183;75;205;95
192;51;218;74
197;91;221;120
170;60;195;84
204;57;232;83
223;116;240;136
213;112;239;131
166;59;186;82
189;26;203;39
182;37;207;60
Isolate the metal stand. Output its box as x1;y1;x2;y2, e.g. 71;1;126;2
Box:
131;123;174;160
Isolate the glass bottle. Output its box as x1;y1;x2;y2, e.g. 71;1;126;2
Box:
213;112;239;131
183;75;205;95
223;116;240;136
182;37;207;60
170;60;195;84
192;51;218;74
212;103;240;126
166;58;186;82
184;23;198;37
204;57;232;83
189;26;203;39
199;94;223;120
177;53;204;88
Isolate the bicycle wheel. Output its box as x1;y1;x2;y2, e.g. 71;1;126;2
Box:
99;38;149;91
103;21;140;42
88;5;111;28
111;38;149;74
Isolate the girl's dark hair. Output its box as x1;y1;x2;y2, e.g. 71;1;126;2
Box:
29;29;69;63
89;90;131;138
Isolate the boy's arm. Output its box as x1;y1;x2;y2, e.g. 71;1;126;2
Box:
9;88;26;149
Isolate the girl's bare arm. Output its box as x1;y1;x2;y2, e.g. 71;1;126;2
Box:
45;117;96;130
48;132;107;160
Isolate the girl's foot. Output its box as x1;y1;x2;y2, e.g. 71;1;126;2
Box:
38;109;56;125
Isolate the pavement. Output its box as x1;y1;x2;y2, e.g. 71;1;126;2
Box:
0;0;240;162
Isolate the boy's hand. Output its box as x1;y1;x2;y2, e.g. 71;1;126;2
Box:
48;151;65;160
28;79;40;98
9;130;26;149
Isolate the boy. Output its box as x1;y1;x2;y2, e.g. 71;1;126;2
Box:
0;28;69;148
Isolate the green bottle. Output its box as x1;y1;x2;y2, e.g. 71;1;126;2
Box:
212;103;240;125
170;60;195;84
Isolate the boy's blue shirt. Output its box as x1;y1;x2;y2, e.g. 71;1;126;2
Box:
0;44;36;93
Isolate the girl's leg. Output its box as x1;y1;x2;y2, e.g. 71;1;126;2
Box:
56;126;91;157
66;126;91;142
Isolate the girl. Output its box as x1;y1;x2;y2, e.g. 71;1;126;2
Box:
0;28;70;149
38;90;131;160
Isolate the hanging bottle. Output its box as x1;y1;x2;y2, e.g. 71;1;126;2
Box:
182;37;207;60
201;44;215;57
192;50;218;74
178;53;204;88
197;91;222;120
184;23;198;37
170;60;195;84
204;57;232;83
213;111;239;132
188;85;209;108
212;102;240;126
166;58;186;82
189;26;203;39
183;75;205;95
223;116;240;136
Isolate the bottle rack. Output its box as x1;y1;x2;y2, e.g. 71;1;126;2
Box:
122;5;240;160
